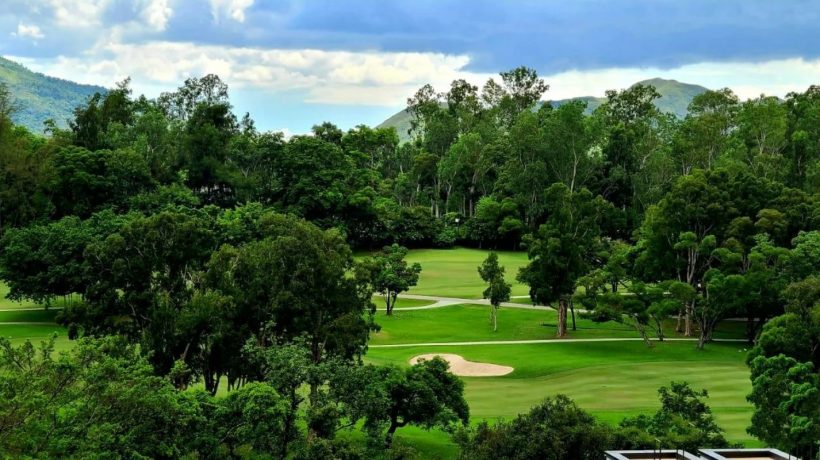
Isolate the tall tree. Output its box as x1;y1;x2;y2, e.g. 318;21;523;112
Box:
478;252;511;332
517;184;611;337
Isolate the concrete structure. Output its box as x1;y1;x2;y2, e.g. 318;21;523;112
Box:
605;449;800;460
605;451;700;460
699;448;798;460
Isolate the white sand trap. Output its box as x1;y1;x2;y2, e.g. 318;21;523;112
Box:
409;353;513;377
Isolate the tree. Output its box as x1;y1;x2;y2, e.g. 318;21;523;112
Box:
363;244;422;315
334;357;468;448
542;100;600;192
455;395;614;460
0;210;131;305
747;354;819;456
0;336;202;458
478;252;511;332
745;276;819;457
580;280;692;347
62;211;217;376
634;169;734;336
618;381;730;451
517;184;611;337
213;382;289;458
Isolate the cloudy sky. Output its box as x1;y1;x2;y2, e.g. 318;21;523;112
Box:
3;0;820;133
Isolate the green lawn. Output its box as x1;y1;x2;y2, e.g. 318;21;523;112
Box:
364;279;760;456
370;304;748;345
358;247;530;298
0;282;76;310
371;296;435;309
0;309;59;323
367;341;757;452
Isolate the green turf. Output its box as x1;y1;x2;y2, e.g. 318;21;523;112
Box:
370;304;748;345
358;247;530;298
371;296;435;309
0;282;76;310
0;309;59;323
366;341;758;449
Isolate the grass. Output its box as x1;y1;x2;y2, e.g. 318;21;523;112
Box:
367;341;757;450
371;296;435;309
370;304;748;345
401;247;530;298
364;275;760;455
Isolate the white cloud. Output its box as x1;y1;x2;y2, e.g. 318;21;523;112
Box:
19;40;484;106
139;0;173;31
15;36;820;108
543;59;820;101
209;0;253;23
14;23;45;40
47;0;111;28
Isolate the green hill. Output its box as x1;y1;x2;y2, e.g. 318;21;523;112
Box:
378;78;709;142
0;56;106;133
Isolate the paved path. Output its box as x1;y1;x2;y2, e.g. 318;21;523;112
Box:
375;293;556;311
370;337;748;348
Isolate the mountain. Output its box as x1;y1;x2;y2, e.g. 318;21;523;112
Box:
378;78;709;142
0;56;107;133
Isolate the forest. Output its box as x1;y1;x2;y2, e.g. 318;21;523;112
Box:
0;67;818;459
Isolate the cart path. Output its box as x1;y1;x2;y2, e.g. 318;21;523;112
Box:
375;293;557;311
369;337;748;348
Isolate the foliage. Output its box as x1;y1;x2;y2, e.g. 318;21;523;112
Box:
618;381;731;451
478;252;511;331
455;395;614;460
361;244;422;315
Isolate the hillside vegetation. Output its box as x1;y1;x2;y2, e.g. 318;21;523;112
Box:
0;57;105;132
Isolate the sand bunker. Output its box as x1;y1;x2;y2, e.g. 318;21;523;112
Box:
409;353;514;377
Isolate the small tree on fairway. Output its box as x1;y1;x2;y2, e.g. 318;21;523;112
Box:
366;244;422;315
478;252;511;332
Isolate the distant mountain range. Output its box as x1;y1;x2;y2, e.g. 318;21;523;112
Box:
378;78;709;142
0;56;106;133
0;55;709;139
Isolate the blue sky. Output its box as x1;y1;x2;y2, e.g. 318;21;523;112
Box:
3;0;820;134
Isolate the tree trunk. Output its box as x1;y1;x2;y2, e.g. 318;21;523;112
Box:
386;292;397;316
556;298;568;338
633;318;654;348
384;417;404;448
676;309;683;333
569;298;577;331
492;305;498;332
697;329;708;349
684;301;693;337
653;316;665;341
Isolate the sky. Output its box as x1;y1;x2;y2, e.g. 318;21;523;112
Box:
3;0;820;134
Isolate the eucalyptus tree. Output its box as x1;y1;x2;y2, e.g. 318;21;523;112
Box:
518;184;612;337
